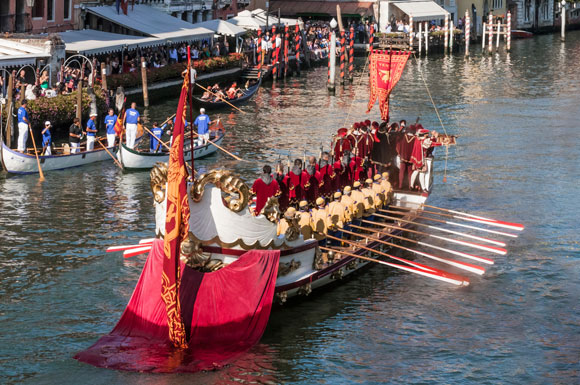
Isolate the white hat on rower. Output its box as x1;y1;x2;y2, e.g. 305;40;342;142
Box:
200;108;206;114
90;113;98;117
44;121;51;126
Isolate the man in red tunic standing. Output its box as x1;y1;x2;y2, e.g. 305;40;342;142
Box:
396;125;417;190
251;165;281;215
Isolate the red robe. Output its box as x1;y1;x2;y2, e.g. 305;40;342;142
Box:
396;134;416;163
276;173;290;213
287;169;309;204
251;177;281;214
333;137;352;160
304;169;322;205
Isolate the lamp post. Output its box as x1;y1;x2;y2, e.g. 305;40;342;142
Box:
328;18;337;93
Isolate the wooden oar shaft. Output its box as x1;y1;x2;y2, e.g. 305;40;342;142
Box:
190;127;244;162
195;83;246;114
28;128;45;181
346;225;485;275
97;138;123;170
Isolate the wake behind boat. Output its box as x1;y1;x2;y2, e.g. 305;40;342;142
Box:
117;125;225;171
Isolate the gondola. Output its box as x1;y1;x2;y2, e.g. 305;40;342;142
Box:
192;77;262;110
117;126;225;171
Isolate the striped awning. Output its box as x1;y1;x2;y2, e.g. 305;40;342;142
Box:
60;30;163;55
0;39;50;69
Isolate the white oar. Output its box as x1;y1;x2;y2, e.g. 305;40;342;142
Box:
360;220;496;265
422;204;525;231
347;226;486;275
380;209;518;238
123;246;152;259
107;242;153;253
373;213;508;255
320;245;469;287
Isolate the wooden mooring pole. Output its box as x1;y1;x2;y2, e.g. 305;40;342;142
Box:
507;11;512;51
5;72;14;147
482;22;486;52
424;22;428;55
561;0;566;42
140;57;149;107
488;14;493;54
100;62;107;92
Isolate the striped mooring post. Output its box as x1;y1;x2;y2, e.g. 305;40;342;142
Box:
284;24;289;78
257;28;262;78
349;26;354;82
340;30;346;84
506;11;511;51
444;14;449;52
272;25;277;78
488;14;493;54
295;24;301;74
369;25;374;51
409;15;414;48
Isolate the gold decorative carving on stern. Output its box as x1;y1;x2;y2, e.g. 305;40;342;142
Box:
283;211;300;240
275;291;288;305
262;196;281;223
150;162;169;203
297;283;312;296
313;246;325;270
331;268;344;280
277;259;301;277
191;169;250;212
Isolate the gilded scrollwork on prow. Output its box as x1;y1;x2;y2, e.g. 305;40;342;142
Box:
261;196;281;224
150;162;169;204
313;246;325;270
180;232;225;272
190;169;250;213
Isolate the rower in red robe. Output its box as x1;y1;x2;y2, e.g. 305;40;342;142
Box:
287;159;308;206
334;151;353;190
304;161;322;205
396;125;417;189
332;128;351;160
275;162;290;212
251;165;281;215
317;152;334;198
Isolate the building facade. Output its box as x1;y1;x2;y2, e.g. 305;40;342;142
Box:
506;0;553;30
456;0;507;36
137;0;214;23
0;0;83;34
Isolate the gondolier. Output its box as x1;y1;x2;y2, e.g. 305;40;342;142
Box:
69;118;82;154
104;108;118;147
149;122;163;153
41;121;52;155
17;100;29;152
124;102;140;149
194;108;211;144
86;113;98;151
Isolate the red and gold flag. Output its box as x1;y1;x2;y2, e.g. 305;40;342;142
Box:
367;50;410;121
161;64;191;349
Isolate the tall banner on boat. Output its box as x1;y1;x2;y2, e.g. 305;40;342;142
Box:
161;67;191;349
367;50;411;121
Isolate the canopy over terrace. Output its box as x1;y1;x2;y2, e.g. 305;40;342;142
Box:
267;1;374;18
391;1;449;22
193;19;247;37
229;9;302;31
85;5;214;43
60;30;163;56
0;39;50;69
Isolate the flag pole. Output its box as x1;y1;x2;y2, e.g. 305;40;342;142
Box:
187;46;194;175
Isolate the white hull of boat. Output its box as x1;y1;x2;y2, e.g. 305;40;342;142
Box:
1;141;113;174
118;133;224;170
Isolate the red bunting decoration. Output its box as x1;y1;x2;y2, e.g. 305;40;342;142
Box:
367;50;411;121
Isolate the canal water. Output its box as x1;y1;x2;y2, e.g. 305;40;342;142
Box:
1;31;579;384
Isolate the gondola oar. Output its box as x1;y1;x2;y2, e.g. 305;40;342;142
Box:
359;219;495;265
97;138;123;170
378;208;517;238
107;242;153;253
422;204;525;231
28;128;45;181
373;212;507;255
345;225;485;275
390;205;524;232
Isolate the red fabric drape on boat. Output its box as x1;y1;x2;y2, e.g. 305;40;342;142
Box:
74;240;280;373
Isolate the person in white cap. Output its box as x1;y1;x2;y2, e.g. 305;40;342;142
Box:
86;113;98;151
194;108;211;145
41;121;52;155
